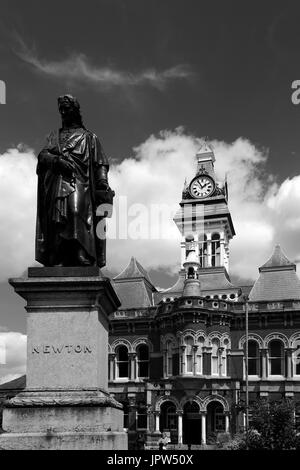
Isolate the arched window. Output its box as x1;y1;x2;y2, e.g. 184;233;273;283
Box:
211;233;220;267
137;344;149;378
185;336;194;374
166;340;174;377
196;336;205;374
199;234;207;267
245;340;260;376
116;345;129;379
160;401;178;436
211;338;220;376
268;339;284;376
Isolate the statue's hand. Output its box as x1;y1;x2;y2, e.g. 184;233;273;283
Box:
37;149;56;172
97;179;109;190
53;155;74;177
47;145;61;156
95;186;115;212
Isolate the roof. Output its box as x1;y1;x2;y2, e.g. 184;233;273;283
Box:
154;267;240;302
113;257;156;309
260;244;295;271
113;279;155;309
114;257;152;283
0;374;26;390
197;142;214;156
249;245;300;301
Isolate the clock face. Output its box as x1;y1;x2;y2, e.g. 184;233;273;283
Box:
190;176;215;198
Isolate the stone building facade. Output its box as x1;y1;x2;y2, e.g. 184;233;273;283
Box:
109;144;300;448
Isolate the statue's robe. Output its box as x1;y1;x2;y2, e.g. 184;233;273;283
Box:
36;127;109;267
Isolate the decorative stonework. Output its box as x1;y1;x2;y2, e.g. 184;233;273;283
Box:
6;391;123;409
264;332;289;348
110;338;133;353
239;333;264;349
289;331;300;348
132;337;153;352
202;394;230;412
154;395;180;412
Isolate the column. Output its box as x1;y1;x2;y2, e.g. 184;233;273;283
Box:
109;353;115;381
154;411;160;433
177;410;183;445
129;353;136;381
163;349;167;378
180;346;186;375
146;407;152;433
201;413;206;445
181;238;186;268
194;233;199;258
225;413;230;433
243;412;246;431
219;347;224;377
193;345;198;375
206;233;212;267
260;348;267;379
220;231;225;267
286;348;293;379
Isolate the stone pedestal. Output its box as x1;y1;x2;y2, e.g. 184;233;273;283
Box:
0;267;127;450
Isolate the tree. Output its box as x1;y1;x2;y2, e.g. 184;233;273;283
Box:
249;399;297;450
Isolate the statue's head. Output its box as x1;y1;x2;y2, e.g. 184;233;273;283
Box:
57;94;84;127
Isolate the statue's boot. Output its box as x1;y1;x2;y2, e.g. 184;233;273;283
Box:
77;247;91;266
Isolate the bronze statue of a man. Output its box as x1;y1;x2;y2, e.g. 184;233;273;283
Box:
35;94;114;267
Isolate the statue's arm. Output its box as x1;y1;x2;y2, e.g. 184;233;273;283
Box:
92;135;110;190
37;148;56;173
37;148;74;177
92;135;114;211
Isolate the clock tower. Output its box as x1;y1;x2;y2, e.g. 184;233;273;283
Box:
171;142;240;301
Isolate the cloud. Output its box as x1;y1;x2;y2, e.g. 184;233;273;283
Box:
0;331;27;385
107;130;300;281
0;145;37;281
15;37;193;91
1;131;300;285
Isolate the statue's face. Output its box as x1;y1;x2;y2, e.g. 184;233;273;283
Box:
58;98;75;118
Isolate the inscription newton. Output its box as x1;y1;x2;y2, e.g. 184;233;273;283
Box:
32;344;92;354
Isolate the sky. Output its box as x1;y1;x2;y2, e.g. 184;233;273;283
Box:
1;0;300;382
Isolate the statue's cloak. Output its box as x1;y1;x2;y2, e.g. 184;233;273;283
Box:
36;128;109;267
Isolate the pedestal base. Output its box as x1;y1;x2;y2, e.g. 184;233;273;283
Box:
0;390;127;450
0;267;127;450
0;431;127;450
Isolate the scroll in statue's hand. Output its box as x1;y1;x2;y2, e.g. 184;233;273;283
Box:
95;186;115;217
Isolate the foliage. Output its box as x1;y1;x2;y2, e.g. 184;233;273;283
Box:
249;399;297;450
216;432;231;448
224;433;247;450
206;432;218;445
225;399;298;450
